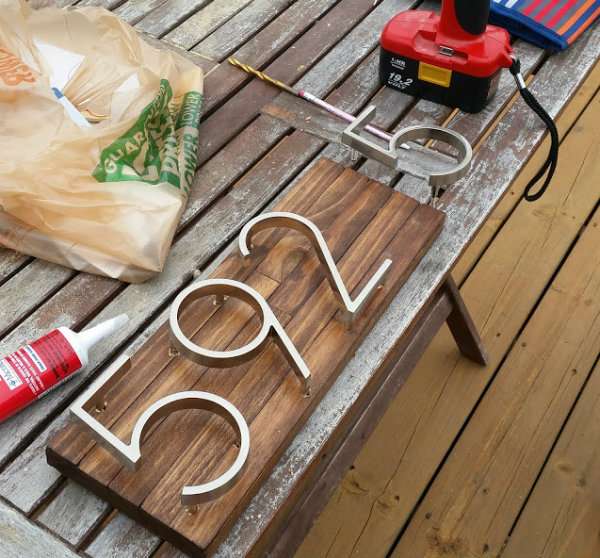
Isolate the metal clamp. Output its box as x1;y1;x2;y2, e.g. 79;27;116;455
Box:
70;354;250;505
169;278;311;394
341;105;473;190
239;212;392;324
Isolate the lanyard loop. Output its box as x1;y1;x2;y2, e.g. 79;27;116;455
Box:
509;57;560;202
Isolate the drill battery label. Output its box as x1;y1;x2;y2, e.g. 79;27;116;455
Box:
93;79;203;195
387;72;414;90
390;56;407;70
418;62;453;88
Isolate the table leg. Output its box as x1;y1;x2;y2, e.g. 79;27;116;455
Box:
444;275;488;366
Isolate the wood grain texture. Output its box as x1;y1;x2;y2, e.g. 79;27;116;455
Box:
77;0;126;10
393;199;600;558
182;0;295;58
0;249;28;285
161;0;255;51
47;161;444;555
152;542;189;558
137;32;217;74
0;413;71;514
295;63;600;558
503;357;600;558
113;0;172;26
134;0;213;38
0;261;73;339
85;512;161;558
0;499;80;558
36;480;110;547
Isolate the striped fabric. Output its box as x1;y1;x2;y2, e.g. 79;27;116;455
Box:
490;0;600;50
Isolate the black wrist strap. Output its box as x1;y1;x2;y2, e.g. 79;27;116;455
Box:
509;58;560;202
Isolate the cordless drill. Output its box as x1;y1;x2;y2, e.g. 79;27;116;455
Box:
380;0;514;113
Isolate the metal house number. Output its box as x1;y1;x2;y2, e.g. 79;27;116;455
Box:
71;212;393;505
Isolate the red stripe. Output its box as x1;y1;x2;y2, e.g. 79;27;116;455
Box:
535;0;560;21
547;0;579;27
524;0;544;16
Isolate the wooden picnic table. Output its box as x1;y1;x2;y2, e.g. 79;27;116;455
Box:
0;0;598;556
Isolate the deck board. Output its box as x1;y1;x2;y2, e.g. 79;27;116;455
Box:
391;146;600;558
503;358;600;558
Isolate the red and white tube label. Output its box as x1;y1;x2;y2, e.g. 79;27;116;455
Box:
0;329;82;422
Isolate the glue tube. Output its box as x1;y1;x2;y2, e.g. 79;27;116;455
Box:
0;314;129;423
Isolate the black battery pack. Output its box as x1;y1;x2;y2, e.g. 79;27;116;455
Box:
379;48;501;114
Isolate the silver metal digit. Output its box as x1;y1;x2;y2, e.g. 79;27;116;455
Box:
341;105;473;189
70;355;250;505
169;278;311;393
239;212;392;323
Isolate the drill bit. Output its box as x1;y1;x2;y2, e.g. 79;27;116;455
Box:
228;58;298;96
228;57;394;143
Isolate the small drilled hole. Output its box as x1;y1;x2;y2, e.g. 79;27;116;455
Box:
94;401;107;413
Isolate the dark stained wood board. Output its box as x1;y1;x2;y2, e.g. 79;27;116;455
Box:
46;159;444;556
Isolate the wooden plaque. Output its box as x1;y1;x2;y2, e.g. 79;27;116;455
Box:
47;159;444;556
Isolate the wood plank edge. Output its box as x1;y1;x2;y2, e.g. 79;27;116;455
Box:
45;446;205;557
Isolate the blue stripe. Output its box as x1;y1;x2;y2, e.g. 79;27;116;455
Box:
562;3;600;39
489;3;569;49
514;0;533;9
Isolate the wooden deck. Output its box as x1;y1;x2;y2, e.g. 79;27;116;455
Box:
0;0;598;556
298;68;600;558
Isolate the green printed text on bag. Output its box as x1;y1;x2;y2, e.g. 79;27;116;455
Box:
93;79;203;194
